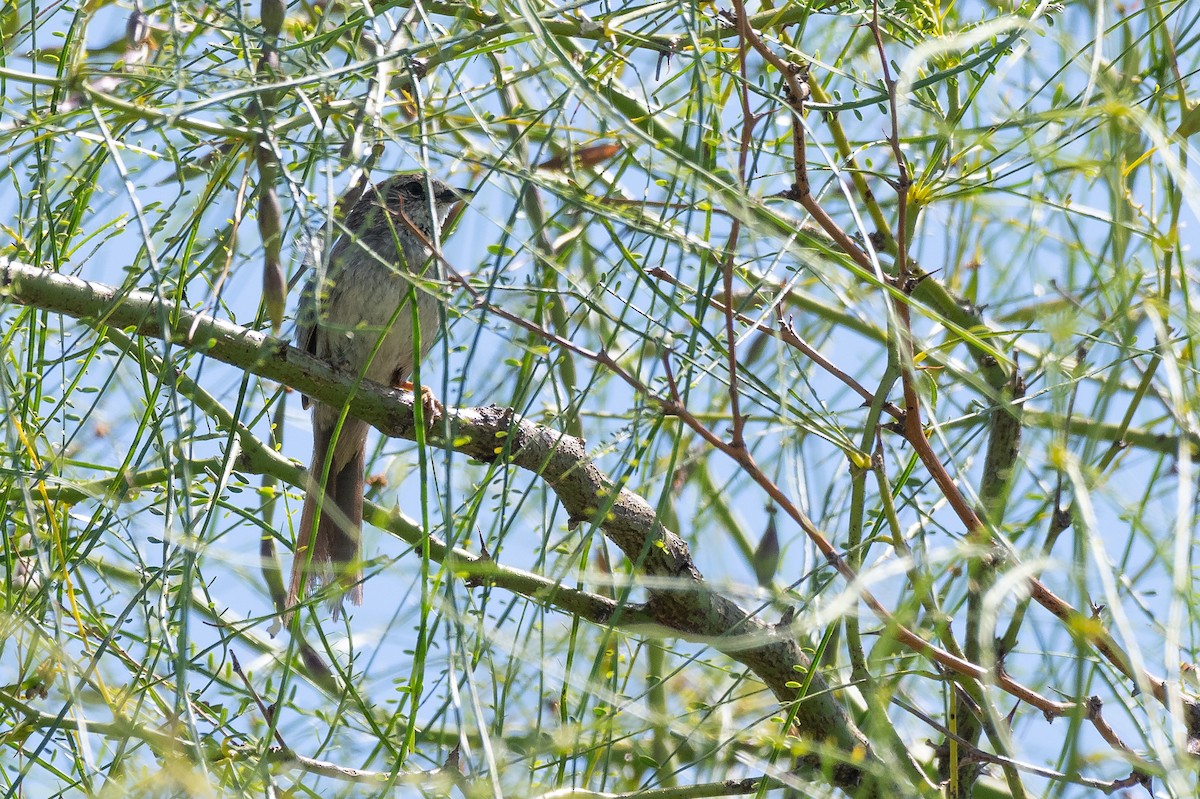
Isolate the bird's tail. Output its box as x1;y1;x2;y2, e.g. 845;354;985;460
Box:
287;418;367;616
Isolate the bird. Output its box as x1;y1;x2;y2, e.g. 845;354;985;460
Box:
289;173;471;614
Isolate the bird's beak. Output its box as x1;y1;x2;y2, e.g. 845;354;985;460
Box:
437;186;475;204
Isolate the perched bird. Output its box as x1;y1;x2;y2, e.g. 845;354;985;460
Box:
289;173;471;613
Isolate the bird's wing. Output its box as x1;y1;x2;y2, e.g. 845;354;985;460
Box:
295;259;323;410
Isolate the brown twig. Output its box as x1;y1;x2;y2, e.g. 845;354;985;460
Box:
721;4;764;451
645;266;904;419
229;650;288;750
867;0;911;282
894;697;1155;792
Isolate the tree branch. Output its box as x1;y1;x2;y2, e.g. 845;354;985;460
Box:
0;258;881;795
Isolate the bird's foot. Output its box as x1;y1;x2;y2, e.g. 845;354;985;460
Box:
398;381;443;426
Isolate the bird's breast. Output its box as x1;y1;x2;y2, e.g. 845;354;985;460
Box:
316;245;442;385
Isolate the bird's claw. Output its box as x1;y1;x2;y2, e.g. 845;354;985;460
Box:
398;381;443;427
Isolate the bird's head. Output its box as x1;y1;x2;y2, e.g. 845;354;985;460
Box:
346;173;473;240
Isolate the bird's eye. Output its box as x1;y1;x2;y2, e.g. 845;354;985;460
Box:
403;182;424;198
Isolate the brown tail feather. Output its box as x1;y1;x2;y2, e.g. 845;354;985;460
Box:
287;418;367;615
